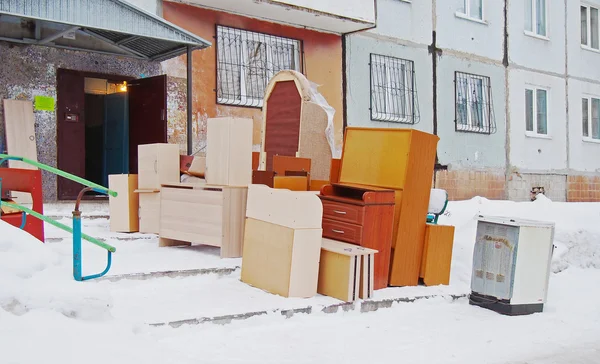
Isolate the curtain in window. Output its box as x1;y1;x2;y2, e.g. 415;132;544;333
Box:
592;98;600;139
536;0;546;35
217;33;243;102
593;8;600;49
388;64;407;118
536;89;548;134
457;78;469;125
470;79;484;128
245;40;268;101
525;0;533;32
582;98;589;137
525;89;534;132
469;0;483;19
582;6;589;45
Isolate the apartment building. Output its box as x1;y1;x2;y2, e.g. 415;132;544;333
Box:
346;0;600;202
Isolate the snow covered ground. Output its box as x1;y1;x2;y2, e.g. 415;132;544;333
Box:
1;195;599;364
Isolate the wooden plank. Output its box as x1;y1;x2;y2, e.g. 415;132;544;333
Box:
139;191;160;234
420;224;455;286
252;152;260;171
330;158;341;184
252;170;275;188
221;187;248;258
108;174;139;232
273;176;308;191
317;248;361;302
245;184;322;229
359;253;375;299
3;99;37;203
310;179;329;191
273;155;311;176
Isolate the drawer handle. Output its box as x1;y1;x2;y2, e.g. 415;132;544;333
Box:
332;229;345;234
333;210;347;215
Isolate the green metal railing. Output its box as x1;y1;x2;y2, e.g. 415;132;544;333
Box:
0;153;117;280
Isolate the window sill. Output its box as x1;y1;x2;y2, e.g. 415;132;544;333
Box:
583;137;600;144
524;30;549;41
525;132;552;140
399;0;411;3
581;45;600;54
454;12;487;25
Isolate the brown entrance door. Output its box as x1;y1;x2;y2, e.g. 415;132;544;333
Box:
127;75;167;174
57;69;86;200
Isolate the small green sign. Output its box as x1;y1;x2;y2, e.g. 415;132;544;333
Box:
34;95;55;111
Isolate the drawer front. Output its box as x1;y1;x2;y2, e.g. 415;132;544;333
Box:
321;200;364;225
322;218;363;245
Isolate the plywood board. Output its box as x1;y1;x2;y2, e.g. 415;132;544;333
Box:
245;184;322;229
273;176;308;191
3;99;37;203
420;224;455;286
273;155;311;176
221;187;248;258
139;191;160;234
317;249;361;302
287;228;323;298
108;174;139;232
298;101;331;181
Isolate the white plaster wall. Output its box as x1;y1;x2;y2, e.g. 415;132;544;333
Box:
436;0;504;61
272;0;376;23
508;69;567;171
124;0;160;15
367;0;432;46
436;55;506;169
508;0;565;75
345;34;432;134
567;79;600;172
567;0;600;81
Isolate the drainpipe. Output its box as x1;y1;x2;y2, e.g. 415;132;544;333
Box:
187;45;193;155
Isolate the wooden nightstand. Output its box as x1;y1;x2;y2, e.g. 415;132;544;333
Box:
318;183;395;289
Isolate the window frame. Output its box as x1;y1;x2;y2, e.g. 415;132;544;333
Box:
582;95;600;141
454;71;494;134
215;25;303;108
525;86;550;137
581;4;600;51
457;0;485;21
369;53;418;124
525;0;548;38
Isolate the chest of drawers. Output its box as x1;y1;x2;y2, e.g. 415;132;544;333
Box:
318;183;395;289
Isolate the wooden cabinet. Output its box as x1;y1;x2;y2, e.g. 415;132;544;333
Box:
206;117;253;186
137;143;180;190
158;183;248;258
108;174;139;232
337;128;439;287
318;183;395;289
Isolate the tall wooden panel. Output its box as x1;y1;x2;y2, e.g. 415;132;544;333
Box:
420;224;455;286
3;99;38;203
206;117;253;186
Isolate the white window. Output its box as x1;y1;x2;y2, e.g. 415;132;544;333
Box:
581;4;600;50
525;0;547;37
525;87;548;135
370;54;418;124
216;26;302;107
582;97;600;139
455;72;494;134
458;0;484;20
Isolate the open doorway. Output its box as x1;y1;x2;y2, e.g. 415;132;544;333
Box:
56;69;167;200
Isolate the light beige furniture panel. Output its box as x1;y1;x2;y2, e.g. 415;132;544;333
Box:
138;191;160;234
108;174;139;233
137;143;180;189
206;117;253;186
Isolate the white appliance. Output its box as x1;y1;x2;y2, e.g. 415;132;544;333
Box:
469;215;555;315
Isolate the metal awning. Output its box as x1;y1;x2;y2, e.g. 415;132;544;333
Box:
0;0;211;61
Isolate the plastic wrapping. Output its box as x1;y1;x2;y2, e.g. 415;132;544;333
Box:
305;80;342;159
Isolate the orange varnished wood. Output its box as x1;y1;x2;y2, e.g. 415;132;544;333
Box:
335;127;439;287
252;152;260;171
321;200;364;225
420;224;455;286
273;176;309;191
322;218;363;245
318;183;395;289
273;155;311;176
309;179;329;191
252;170;275;188
330;158;341;183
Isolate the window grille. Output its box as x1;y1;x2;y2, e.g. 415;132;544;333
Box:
216;25;302;108
370;54;420;124
455;71;496;134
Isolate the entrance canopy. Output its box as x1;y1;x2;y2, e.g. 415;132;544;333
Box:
0;0;211;61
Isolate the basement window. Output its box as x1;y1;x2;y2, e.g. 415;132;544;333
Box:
455;71;496;134
370;54;420;124
216;26;302;108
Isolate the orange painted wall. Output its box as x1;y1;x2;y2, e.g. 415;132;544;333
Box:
162;2;344;150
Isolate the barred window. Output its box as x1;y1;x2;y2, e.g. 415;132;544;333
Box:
370;54;419;124
455;71;496;134
216;26;302;108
